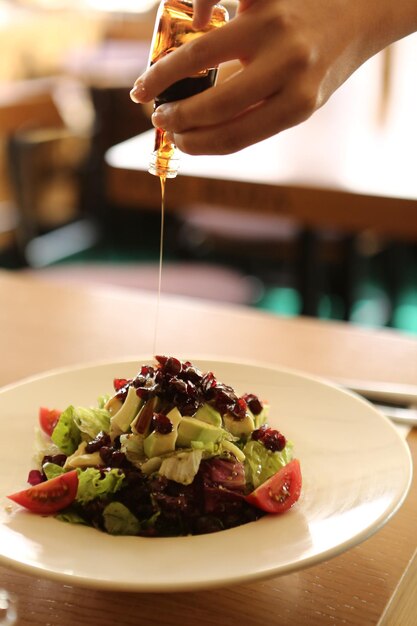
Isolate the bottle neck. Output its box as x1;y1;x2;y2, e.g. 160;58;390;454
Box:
148;127;180;179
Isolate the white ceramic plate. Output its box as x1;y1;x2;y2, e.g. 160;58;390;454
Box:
0;358;412;592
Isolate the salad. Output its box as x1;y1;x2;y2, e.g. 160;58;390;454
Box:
8;356;302;536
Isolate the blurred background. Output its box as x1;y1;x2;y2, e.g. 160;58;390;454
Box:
0;0;416;334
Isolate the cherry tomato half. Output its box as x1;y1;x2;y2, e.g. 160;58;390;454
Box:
8;470;78;515
39;407;61;437
246;459;302;514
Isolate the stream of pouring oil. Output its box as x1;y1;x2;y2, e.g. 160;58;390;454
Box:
152;176;166;356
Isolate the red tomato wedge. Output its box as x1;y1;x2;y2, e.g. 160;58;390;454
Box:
39;407;61;437
8;470;78;515
246;459;302;514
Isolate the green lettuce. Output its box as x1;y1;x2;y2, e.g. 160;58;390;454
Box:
51;405;111;455
103;502;141;535
159;449;203;485
253;403;269;429
243;439;293;489
97;394;111;409
72;407;111;440
51;406;81;455
42;462;65;480
76;468;125;505
119;433;145;466
56;510;88;525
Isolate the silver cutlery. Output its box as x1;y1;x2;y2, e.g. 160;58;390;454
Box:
331;378;417;427
365;403;417;426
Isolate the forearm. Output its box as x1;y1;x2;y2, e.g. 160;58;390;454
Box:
194;0;417;49
362;0;417;51
319;0;417;99
192;0;417;84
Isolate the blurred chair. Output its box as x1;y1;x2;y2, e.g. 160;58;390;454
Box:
60;39;152;221
0;80;63;134
0;78;67;263
0;77;98;263
7;126;91;253
177;204;353;317
0;66;150;266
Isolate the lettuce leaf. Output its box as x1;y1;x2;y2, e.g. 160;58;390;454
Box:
243;439;293;489
51;406;81;455
97;394;111;409
42;462;65;480
76;468;125;505
33;427;63;466
103;502;141;535
119;433;145;466
56;510;88;525
72;407;111;440
159;449;203;485
51;405;111;455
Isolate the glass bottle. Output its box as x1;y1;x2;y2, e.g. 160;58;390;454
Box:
148;0;229;179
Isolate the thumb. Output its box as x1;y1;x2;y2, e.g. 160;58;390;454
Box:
192;0;217;29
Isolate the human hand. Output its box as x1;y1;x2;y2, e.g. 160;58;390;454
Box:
131;0;417;155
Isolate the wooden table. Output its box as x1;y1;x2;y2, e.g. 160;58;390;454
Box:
1;268;417;625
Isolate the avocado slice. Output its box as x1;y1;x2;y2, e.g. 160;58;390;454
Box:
194;403;222;427
104;395;123;416
110;386;142;438
176;417;225;447
143;407;182;458
223;412;255;438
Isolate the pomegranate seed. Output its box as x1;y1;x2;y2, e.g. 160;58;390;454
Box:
202;372;217;392
242;393;263;416
28;469;44;485
164;357;182;376
170;377;187;394
115;386;129;401
99;446;113;465
252;425;286;452
85;431;111;453
232;397;247;419
140;365;154;377
111;450;127;467
151;413;173;434
113;378;130;392
41;454;67;467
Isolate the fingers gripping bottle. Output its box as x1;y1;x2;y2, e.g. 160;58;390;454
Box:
148;0;229;179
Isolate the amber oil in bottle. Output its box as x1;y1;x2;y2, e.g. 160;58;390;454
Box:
148;0;229;179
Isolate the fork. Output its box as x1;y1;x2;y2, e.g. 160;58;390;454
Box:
332;378;417;427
